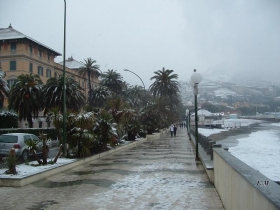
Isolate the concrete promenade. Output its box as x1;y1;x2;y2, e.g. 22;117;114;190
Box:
0;128;224;210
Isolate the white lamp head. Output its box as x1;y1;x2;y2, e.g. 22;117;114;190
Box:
186;101;193;107
191;69;202;84
189;80;195;87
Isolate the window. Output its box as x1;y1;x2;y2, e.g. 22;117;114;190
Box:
47;53;50;60
11;42;16;51
24;135;32;143
29;44;33;53
54;72;57;77
31;134;40;142
10;61;16;70
38;66;43;76
46;69;51;78
29;63;33;73
7;79;16;88
39;49;42;57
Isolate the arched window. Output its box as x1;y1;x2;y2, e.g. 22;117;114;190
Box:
7;75;17;89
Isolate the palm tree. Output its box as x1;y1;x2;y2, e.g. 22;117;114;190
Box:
88;86;110;107
100;69;123;94
0;69;9;108
126;85;146;108
78;58;101;93
41;75;86;115
149;67;179;98
8;74;43;128
93;109;118;149
71;112;96;157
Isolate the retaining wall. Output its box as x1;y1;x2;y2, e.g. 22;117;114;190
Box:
213;148;280;210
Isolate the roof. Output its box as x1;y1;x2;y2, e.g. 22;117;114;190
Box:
191;109;213;117
58;56;83;69
0;24;61;56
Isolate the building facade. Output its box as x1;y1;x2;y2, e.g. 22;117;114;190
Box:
0;24;98;128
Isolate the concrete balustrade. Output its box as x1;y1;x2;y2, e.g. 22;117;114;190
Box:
213;148;280;210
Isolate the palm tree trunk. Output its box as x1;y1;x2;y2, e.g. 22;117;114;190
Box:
42;138;48;165
53;144;63;163
28;113;33;128
87;71;91;92
32;151;43;165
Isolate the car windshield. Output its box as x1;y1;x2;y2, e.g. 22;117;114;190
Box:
0;135;18;143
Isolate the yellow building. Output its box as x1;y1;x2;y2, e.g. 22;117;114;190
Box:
0;24;98;127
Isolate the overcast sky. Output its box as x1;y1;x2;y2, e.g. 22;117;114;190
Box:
1;0;280;87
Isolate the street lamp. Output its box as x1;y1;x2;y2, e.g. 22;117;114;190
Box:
190;69;202;161
186;101;193;133
124;69;146;106
62;0;67;156
124;69;147;134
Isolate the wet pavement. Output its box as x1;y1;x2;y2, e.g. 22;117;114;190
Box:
0;129;224;210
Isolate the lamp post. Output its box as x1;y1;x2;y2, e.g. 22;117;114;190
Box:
62;0;67;156
124;69;147;134
190;69;202;161
124;69;146;107
186;109;189;131
186;101;193;133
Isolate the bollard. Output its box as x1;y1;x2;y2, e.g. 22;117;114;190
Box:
207;141;216;155
211;144;222;160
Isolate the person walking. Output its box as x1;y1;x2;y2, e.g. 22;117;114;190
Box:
173;124;177;137
169;125;174;137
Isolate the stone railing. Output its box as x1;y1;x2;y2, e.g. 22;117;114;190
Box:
214;148;280;210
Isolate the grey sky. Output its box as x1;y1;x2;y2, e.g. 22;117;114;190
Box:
1;0;279;87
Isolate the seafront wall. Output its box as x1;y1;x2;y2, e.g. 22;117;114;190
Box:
213;148;280;210
189;128;280;209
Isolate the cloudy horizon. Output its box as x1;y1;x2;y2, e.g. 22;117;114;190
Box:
1;0;279;87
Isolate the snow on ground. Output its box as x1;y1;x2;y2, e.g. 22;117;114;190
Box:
198;128;223;137
229;130;280;181
199;119;262;137
0;158;75;178
271;123;280;127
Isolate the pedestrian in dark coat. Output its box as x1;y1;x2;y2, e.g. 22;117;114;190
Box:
173;124;177;137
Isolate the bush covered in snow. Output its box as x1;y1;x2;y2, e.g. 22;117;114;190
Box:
0;110;18;128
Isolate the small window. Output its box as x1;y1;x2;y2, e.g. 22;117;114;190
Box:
46;69;51;78
29;44;33;53
11;42;16;51
38;66;43;76
47;53;50;60
10;61;16;70
29;63;33;73
39;49;42;57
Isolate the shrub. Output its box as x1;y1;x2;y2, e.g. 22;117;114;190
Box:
0;110;18;128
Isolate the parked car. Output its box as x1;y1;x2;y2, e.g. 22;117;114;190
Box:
0;133;48;161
